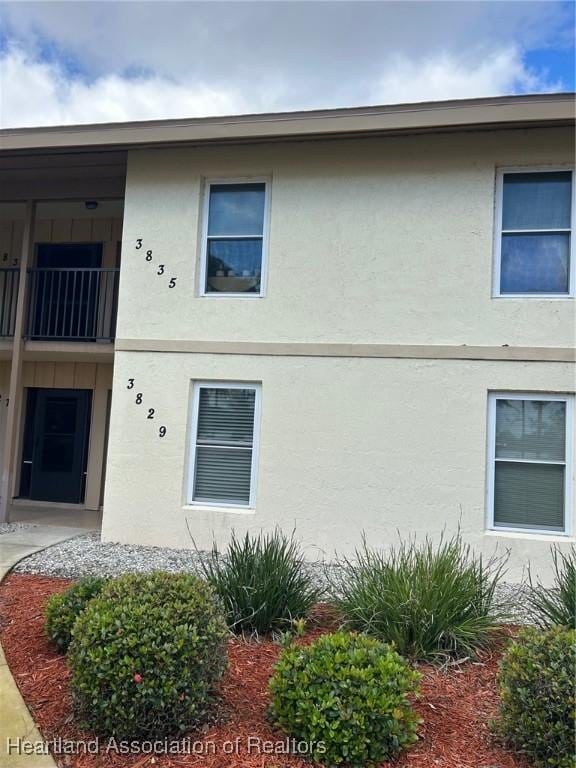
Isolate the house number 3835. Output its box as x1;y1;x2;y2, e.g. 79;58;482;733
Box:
135;237;177;289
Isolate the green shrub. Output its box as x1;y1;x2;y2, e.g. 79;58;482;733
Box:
198;529;321;634
45;577;107;652
269;631;421;767
496;627;576;768
527;546;576;629
330;534;508;661
67;571;228;739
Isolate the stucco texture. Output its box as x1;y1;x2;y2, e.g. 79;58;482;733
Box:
102;351;575;583
116;127;575;349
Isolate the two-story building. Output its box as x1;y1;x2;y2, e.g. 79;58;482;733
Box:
0;94;574;582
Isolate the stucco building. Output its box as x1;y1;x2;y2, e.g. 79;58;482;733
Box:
0;94;574;582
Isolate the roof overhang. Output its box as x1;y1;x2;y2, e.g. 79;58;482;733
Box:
0;93;574;155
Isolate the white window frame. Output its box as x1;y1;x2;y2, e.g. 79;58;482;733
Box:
486;392;574;535
493;166;575;298
199;177;271;298
187;381;262;509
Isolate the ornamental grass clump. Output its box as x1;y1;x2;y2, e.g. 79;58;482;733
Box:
496;627;576;768
269;631;421;767
45;576;108;652
67;571;228;739
527;546;576;629
330;533;508;661
198;529;321;634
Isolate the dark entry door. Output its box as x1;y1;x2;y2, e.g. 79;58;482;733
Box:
32;243;102;340
29;389;92;503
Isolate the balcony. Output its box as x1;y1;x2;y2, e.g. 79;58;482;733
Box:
26;267;119;341
0;268;19;337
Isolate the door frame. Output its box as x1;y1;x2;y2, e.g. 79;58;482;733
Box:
25;387;92;504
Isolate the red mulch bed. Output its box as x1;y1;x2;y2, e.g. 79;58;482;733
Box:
0;573;527;768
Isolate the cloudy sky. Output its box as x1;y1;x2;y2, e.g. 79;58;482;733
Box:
0;1;574;127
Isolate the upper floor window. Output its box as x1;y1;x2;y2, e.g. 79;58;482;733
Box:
487;393;573;534
495;169;574;297
200;180;268;296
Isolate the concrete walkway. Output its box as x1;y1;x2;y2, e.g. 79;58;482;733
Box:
0;525;90;768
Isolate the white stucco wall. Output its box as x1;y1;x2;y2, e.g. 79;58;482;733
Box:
101;126;576;584
116;127;575;348
102;351;575;583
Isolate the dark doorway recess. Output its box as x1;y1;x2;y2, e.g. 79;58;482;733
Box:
20;388;92;504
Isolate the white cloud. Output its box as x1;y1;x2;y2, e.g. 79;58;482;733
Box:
372;48;564;104
0;41;566;129
0;47;250;127
0;0;572;128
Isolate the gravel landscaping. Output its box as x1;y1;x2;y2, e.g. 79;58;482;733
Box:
12;531;537;623
12;532;334;592
13;532;214;578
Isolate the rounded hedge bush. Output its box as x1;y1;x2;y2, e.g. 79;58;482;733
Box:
67;571;228;739
497;627;576;768
269;631;421;767
45;576;107;652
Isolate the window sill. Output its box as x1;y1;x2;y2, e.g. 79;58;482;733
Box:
485;528;573;543
183;503;256;516
491;294;574;300
199;293;265;299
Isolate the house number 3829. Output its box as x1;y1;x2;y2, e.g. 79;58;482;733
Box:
127;378;167;438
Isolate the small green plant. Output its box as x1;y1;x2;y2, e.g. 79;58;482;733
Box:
198;529;321;634
269;631;421;767
527;546;575;629
292;617;307;637
496;627;576;768
45;576;107;652
330;533;508;661
67;571;228;739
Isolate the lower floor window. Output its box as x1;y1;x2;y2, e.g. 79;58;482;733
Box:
488;393;573;533
188;382;261;507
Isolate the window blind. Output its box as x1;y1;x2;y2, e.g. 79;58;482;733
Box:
192;387;257;505
493;397;567;532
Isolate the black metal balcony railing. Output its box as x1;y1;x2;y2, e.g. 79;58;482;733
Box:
26;267;119;341
0;268;19;337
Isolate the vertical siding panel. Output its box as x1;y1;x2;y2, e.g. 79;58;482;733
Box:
74;363;97;389
22;362;35;388
91;218;113;242
34;219;51;243
101;241;117;269
96;363;113;389
34;362;56;388
54;362;76;388
71;218;92;241
51;219;73;242
111;217;123;243
0;222;12;264
11;220;24;265
0;363;11;478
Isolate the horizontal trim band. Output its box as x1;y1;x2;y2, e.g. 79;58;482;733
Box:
115;339;576;363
